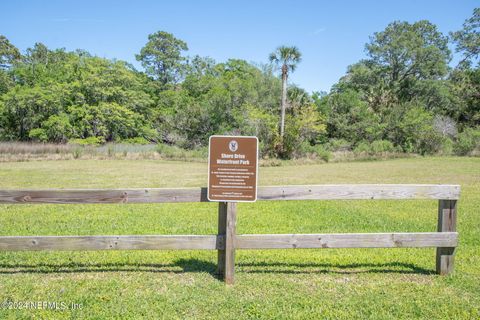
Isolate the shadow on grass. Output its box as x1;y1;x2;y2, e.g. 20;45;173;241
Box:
0;259;434;276
237;261;435;275
0;258;218;276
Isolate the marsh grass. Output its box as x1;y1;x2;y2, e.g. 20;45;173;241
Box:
0;142;201;162
0;142;420;166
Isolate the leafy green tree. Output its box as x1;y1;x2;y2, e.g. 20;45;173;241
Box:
28;128;48;142
37;113;72;143
0;85;63;140
0;46;156;143
1;18;478;158
323;89;383;144
336;60;396;111
233;104;280;157
283;102;326;158
341;20;452;117
366;20;451;96
186;55;216;77
136;31;188;85
0;70;14;95
156;59;282;148
454;126;480;155
0;35;20;95
154;89;207;147
0;35;21;70
450;8;480;68
269;46;302;138
393;103;443;154
321;19;456;154
449;8;480;127
25;42;50;65
449;68;480;126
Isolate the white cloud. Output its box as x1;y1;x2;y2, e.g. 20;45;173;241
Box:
313;27;326;35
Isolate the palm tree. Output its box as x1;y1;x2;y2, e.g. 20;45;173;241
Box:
269;46;302;138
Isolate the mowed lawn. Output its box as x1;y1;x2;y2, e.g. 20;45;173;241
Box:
0;157;479;319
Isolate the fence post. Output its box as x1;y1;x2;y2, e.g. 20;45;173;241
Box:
436;199;457;275
216;202;237;284
216;202;227;276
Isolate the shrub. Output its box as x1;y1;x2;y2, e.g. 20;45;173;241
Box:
416;130;445;155
439;138;454;155
370;140;395;153
28;128;48;143
234;104;281;158
325;89;383;143
353;140;396;157
278;104;326;159
42;114;72;143
353;142;370;155
190;146;208;158
327;139;352;152
297;141;310;156
299;142;331;162
156;144;185;159
395;104;444;155
312;145;331;162
155;144;207;160
121;137;150;145
454;128;480;156
69;137;105;146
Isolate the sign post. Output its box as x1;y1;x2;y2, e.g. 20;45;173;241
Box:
207;136;258;284
208;135;258;284
208;135;258;202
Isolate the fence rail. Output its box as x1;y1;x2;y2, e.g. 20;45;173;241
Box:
0;184;460;284
0;184;460;204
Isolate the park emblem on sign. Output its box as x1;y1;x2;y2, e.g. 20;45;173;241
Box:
208;135;258;202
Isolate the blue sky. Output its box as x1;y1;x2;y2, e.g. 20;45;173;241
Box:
1;0;477;93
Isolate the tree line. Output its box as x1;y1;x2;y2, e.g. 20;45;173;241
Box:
0;8;478;158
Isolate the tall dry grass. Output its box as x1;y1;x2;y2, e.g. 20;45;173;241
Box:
0;142;161;162
0;142;414;164
0;142;75;155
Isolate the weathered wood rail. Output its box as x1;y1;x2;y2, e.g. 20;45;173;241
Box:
0;184;460;284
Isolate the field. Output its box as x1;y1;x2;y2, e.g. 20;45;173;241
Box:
0;157;479;319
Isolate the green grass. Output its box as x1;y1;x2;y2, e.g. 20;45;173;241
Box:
0;157;479;319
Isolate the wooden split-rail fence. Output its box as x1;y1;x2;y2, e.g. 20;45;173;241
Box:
0;184;460;284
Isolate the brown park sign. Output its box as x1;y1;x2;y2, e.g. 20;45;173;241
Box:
208;135;258;202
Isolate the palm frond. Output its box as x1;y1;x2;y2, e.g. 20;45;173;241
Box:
269;45;302;75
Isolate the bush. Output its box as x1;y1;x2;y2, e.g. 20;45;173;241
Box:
42;114;72;143
370;140;395;153
121;137;151;145
416;130;445;155
325;89;383;143
299;142;331;162
353;141;370;155
395;104;444;155
189;146;208;158
354;140;396;156
155;144;207;160
454;128;480;156
327;139;352;152
156;144;186;159
294;141;332;162
278;104;326;159
313;145;331;162
28;128;48;142
69;137;105;146
439;138;454;155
